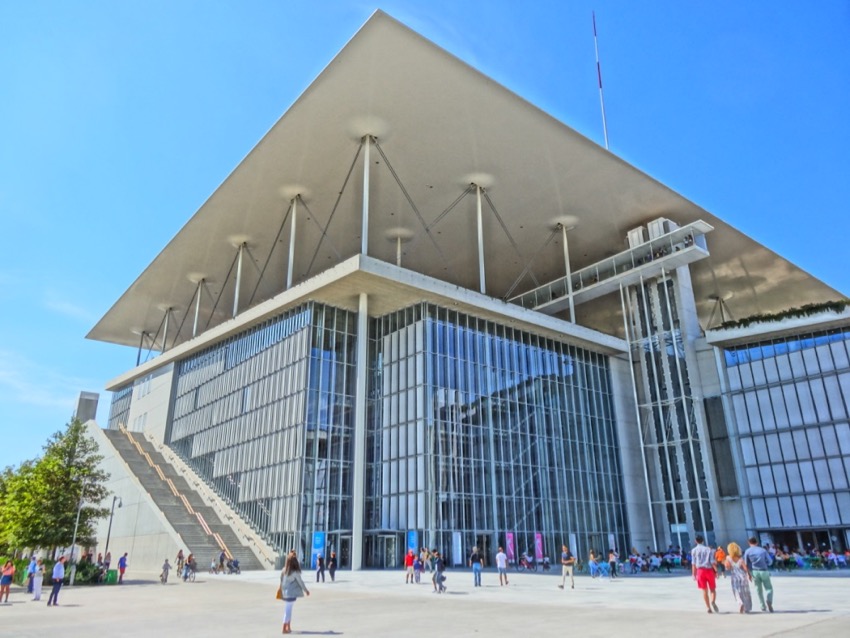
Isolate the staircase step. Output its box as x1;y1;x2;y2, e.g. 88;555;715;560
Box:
104;429;264;570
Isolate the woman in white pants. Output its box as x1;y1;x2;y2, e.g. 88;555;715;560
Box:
32;559;45;600
279;553;310;634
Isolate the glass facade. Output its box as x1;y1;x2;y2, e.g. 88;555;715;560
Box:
364;304;628;567
108;299;630;568
107;384;132;431
168;303;357;561
725;328;850;550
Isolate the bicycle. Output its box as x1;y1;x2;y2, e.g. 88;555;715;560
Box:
515;553;538;572
183;566;196;582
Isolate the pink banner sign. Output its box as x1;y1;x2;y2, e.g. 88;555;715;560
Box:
506;532;515;562
534;532;544;561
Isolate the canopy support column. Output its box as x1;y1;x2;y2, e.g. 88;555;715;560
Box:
361;136;371;255
287;198;298;289
162;307;171;352
232;243;244;318
192;280;203;338
560;223;575;323
351;292;368;569
476;185;486;294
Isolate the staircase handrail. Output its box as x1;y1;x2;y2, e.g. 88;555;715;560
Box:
144;433;276;568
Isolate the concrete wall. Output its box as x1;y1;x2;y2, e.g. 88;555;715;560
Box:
87;421;184;572
609;354;655;552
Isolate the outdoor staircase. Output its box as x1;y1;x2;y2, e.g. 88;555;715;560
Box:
103;428;264;571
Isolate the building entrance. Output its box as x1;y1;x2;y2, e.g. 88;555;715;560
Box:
379;535;399;568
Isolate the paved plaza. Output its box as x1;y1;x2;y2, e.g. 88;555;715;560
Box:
2;567;848;637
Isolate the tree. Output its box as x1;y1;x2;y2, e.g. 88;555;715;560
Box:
0;419;110;551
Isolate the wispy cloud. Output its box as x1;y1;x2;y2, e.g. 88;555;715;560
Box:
0;349;92;412
43;290;98;324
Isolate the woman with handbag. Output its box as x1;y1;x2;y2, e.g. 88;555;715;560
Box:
278;553;310;634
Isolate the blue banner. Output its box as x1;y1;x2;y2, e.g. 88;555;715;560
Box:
407;530;419;554
310;531;326;569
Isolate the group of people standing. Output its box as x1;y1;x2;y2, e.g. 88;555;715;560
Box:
6;555;67;605
691;535;775;614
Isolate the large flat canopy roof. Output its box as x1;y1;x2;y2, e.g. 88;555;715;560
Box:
88;10;841;348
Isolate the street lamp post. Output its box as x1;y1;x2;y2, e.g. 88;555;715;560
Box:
104;496;122;561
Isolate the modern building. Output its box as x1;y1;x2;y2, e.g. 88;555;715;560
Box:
87;11;850;571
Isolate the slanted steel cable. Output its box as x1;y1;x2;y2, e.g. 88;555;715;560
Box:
306;141;364;276
298;197;341;260
482;190;540;288
145;310;169;361
425;184;475;231
203;248;240;332
247;200;291;307
503;226;559;299
373;139;454;274
172;284;201;348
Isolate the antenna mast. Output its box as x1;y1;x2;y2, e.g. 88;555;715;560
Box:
592;11;610;150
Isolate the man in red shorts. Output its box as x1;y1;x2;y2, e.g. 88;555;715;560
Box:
691;535;719;613
404;549;415;584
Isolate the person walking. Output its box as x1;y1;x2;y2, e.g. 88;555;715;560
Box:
327;552;337;582
744;537;774;612
46;556;66;606
0;560;15;602
724;542;752;614
715;544;727;578
607;549;619;579
404;549;415;584
558;545;575;590
495;546;509;586
279;553;310;634
32;559;45;601
468;546;483;587
691;535;719;614
118;553;128;584
315;554;326;583
432;550;446;593
423;547;433;573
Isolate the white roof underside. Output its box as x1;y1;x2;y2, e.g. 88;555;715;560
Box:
88;10;842;349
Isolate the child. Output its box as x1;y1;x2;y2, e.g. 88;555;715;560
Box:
161;559;171;584
413;556;422;583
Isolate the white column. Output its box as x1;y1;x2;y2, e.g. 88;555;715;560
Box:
351;292;369;569
287;198;297;289
162;308;170;352
561;224;575;322
476;185;486;294
361;136;371;255
233;243;244;318
192;280;203;338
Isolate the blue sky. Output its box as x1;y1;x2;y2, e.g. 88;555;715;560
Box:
1;1;848;469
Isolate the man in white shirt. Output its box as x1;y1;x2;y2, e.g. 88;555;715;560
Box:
691;535;719;614
495;547;509;586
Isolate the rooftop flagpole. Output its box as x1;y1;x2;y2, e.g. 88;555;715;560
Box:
592;11;610;150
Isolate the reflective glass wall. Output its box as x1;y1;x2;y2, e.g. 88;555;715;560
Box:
725;328;850;550
168;303;357;560
364;304;628;567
